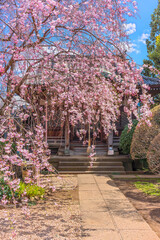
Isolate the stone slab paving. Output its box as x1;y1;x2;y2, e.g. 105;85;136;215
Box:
78;174;160;240
111;175;160;179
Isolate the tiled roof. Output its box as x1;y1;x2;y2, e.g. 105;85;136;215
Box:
142;75;160;85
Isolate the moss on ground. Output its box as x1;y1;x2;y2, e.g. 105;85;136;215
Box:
134;180;160;196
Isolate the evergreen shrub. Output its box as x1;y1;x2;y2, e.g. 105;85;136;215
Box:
119;119;138;155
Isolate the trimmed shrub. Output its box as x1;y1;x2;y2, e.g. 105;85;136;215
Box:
147;133;160;174
119;119;138;155
131;105;160;160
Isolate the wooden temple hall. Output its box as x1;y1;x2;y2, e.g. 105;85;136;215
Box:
23;74;160;173
39;76;160;161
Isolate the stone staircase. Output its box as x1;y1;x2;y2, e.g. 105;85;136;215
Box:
47;137;65;155
49;155;129;174
47;137;132;174
70;141;107;156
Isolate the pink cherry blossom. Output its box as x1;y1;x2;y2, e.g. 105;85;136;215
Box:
0;0;153;208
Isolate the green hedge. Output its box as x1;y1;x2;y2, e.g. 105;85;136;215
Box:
119;119;138;155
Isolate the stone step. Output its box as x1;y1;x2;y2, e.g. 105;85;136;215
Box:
72;147;107;151
50;155;129;161
113;137;120;140
49;155;129;173
72;150;107;153
71;152;107;156
113;141;120;144
71;142;106;146
59;171;126;174
72;142;106;145
72;149;107;153
59;161;123;166
58;166;125;171
113;142;119;146
78;152;120;156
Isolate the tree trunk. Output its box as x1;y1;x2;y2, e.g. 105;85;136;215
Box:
64;115;70;155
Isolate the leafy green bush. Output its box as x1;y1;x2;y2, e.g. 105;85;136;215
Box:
131;105;160;160
0;178;18;201
134;181;160;196
0;178;45;202
17;182;45;199
119;119;138;155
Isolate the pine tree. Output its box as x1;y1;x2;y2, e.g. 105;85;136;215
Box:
143;0;160;76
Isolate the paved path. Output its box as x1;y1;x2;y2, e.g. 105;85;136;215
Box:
78;174;160;240
111;175;160;179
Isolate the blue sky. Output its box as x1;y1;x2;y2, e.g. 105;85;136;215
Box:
125;0;158;66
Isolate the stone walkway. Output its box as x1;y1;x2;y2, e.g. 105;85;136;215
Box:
78;174;160;240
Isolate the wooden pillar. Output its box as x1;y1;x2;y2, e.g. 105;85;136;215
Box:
64;115;70;155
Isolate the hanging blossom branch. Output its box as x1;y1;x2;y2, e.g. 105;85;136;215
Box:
0;102;54;203
0;0;153;209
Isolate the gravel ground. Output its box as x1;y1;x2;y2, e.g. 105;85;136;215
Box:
0;175;82;240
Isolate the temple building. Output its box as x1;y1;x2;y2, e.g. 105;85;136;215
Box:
14;73;159;173
41;76;160;157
